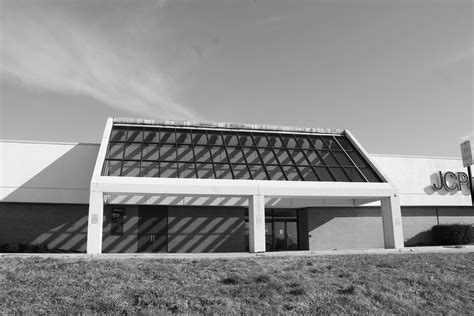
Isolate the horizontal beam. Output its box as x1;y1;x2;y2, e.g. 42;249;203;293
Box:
93;177;397;198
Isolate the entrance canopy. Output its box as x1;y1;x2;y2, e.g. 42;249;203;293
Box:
87;118;404;254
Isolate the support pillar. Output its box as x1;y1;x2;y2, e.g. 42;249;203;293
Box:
248;195;266;253
381;194;404;249
86;191;104;254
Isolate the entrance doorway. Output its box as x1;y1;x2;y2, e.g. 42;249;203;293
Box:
246;209;300;251
137;206;167;253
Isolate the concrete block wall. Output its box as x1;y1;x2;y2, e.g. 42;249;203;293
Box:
168;206;246;253
0;203;88;252
306;207;384;250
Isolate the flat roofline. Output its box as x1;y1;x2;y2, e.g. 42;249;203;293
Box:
113;117;344;135
0;139;100;146
370;153;462;160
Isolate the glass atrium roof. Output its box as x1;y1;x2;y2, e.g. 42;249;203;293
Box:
102;123;383;183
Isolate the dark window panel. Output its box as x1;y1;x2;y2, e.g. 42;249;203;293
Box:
304;150;323;166
322;136;342;150
238;133;254;146
335;136;355;151
295;136;310;149
231;164;252;179
106;160;122;176
215;163;233;179
360;168;381;182
222;133;239;146
227;147;245;164
259;149;277;164
108;143;124;159
282;166;301;181
122;161;140;177
267;134;283;147
194;145;212;162
289;149;307;165
210;146;228;163
348;151;368;167
311;137;328;150
249;165;268;180
142;144;159;161
332;151;353;166
329;167;350;182
175;130;191;144
178;162;196;178
160;162;178;178
196;163;215;178
127;128;142;143
344;167;365;182
253;134;269;147
140;161;159;177
160;145;177;161
110;127;127;142
124;143;142;160
319;151;338;165
243;148;260;164
281;136;297;148
143;130;159;143
159;129;176;144
299;166;319;181
274;148;291;165
207;132;223;145
177;145;194;161
313;166;334;181
265;165;286;181
192;132;208;145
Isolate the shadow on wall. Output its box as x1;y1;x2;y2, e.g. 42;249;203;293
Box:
0;203;88;252
404;230;434;247
2;143;98;203
0;143;98;252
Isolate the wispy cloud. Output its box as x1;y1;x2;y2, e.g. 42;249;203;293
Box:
0;2;200;120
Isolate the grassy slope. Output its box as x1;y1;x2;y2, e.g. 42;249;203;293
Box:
1;253;473;314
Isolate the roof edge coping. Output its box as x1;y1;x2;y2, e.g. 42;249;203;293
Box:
113;117;344;134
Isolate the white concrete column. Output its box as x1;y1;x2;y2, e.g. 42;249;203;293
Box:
381;194;404;249
248;195;266;253
86;191;104;254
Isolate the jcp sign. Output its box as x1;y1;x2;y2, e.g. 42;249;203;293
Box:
432;171;470;192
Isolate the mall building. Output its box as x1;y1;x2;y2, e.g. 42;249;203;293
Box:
1;118;472;254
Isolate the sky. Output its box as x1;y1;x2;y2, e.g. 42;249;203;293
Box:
0;0;472;157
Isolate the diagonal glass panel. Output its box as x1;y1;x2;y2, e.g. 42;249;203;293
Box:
177;145;194;161
210;146;228;163
107;143;125;159
266;165;286;181
127;128;142;143
196;163;215;179
110;127;127;142
122;161;140;177
194;145;212;162
159;129;176;144
140;161;159;177
143;130;159;143
231;164;252;179
160;145;177;161
104;124;384;182
142;144;159;160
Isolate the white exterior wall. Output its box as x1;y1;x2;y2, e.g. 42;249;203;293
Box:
372;155;471;206
1;140;471;208
0;140;99;204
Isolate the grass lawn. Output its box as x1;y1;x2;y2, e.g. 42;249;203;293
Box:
1;253;473;313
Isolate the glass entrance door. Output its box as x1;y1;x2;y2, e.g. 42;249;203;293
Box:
137;206;167;253
273;220;298;251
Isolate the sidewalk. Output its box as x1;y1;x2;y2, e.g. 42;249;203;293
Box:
1;245;473;260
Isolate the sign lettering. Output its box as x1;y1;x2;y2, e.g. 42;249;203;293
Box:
432;171;471;192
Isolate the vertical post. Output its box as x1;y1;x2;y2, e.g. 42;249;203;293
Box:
381;194;404;249
87;191;104;254
248;195;266;253
468;166;474;206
